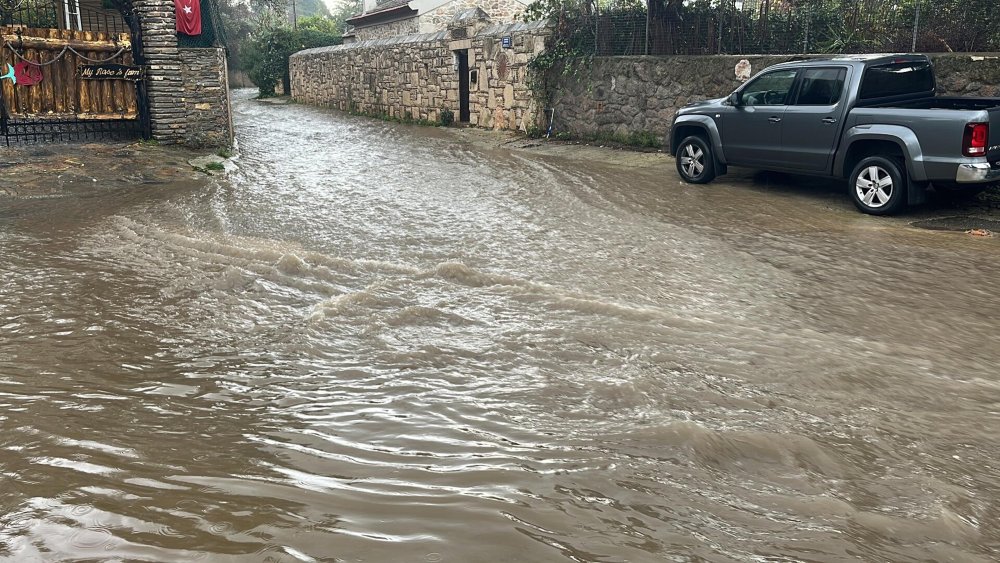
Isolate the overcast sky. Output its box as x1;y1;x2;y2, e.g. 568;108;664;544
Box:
323;0;347;11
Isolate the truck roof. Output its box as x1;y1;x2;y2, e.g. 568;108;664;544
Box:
768;54;929;69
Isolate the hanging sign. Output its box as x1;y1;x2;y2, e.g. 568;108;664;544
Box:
14;61;43;86
78;64;145;81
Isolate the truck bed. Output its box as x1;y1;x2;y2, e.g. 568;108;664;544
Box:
854;95;1000;166
862;96;1000;111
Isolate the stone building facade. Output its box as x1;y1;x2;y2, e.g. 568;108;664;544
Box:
421;0;528;33
353;18;420;41
348;0;529;43
291;18;550;132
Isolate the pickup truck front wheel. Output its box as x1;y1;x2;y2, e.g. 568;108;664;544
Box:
849;156;907;215
676;136;716;184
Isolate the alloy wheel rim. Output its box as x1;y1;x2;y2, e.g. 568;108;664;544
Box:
855;165;893;208
680;143;704;178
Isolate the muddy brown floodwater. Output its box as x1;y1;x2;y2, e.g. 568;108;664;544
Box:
3;90;1000;562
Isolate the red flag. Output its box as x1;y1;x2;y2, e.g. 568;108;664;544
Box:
175;0;202;35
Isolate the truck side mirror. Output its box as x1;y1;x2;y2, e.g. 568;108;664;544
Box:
729;92;742;106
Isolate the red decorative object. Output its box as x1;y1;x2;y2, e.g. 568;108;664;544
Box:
13;61;42;86
175;0;202;36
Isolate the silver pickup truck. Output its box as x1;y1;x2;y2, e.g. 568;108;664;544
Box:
669;54;1000;215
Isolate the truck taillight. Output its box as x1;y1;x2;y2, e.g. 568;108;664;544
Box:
963;123;989;157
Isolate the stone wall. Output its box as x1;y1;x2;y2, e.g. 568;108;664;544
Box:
290;20;550;131
929;54;1000;97
131;0;233;146
548;54;1000;139
293;39;999;141
179;48;234;147
135;0;186;143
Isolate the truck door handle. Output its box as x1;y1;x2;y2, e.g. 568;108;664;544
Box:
768;116;782;123
822;117;837;124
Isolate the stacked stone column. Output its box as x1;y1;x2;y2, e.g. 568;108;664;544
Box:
134;0;187;143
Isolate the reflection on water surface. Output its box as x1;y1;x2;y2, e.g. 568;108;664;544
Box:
2;90;999;562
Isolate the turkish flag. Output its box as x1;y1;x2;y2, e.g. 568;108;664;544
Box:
175;0;202;35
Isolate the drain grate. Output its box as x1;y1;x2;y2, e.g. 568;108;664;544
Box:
911;216;1000;232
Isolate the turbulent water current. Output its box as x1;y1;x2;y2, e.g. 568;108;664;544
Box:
2;91;1000;562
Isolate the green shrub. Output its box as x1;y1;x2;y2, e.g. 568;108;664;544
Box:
439;108;455;126
242;28;296;97
242;23;342;98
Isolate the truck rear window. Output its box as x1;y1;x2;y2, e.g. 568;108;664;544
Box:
859;62;935;99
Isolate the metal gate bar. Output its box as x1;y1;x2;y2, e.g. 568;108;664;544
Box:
2;115;142;145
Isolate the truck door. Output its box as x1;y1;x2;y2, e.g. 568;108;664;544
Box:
723;69;797;167
780;67;849;172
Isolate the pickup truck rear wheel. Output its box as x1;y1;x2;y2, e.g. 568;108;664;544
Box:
849;156;907;215
676;136;716;184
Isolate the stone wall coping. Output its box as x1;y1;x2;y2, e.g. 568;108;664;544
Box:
292;30;446;56
291;18;550;58
583;52;1000;62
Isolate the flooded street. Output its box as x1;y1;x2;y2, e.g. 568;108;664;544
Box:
3;90;1000;562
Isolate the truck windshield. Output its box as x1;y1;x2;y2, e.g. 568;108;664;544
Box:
859;62;935;99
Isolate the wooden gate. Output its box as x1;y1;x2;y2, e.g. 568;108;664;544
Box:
1;25;146;144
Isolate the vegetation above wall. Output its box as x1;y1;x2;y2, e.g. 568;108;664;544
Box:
214;0;353;96
241;18;344;96
522;0;999;60
517;0;592;110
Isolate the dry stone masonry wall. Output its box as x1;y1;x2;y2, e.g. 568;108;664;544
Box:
293;37;999;142
548;54;1000;141
134;0;187;143
290;20;550;132
127;0;233;146
179;48;234;147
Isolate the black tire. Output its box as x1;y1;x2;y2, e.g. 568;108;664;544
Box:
675;136;716;184
849;156;907;215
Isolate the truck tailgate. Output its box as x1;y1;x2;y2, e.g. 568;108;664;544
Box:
990;107;1000;166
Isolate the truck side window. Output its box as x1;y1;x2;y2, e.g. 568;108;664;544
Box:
741;70;797;106
796;68;847;105
859;62;935;99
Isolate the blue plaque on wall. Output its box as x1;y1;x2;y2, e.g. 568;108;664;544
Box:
501;35;512;49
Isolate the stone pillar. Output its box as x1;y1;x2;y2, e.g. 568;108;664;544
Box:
134;0;186;143
179;48;234;147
